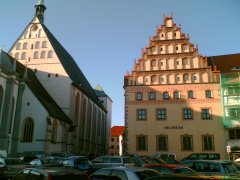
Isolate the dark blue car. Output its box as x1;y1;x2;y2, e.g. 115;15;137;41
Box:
62;156;90;170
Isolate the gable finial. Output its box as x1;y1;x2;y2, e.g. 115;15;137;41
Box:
35;0;47;23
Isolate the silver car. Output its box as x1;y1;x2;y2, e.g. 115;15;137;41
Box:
90;166;160;180
89;155;135;173
180;160;240;175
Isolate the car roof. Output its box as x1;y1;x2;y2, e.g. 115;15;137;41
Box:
145;164;184;168
181;159;232;163
23;167;86;174
96;166;158;172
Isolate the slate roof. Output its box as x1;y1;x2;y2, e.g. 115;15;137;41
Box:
111;126;125;137
207;53;240;73
2;50;72;125
41;24;106;111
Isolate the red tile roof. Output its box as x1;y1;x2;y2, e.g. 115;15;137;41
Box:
111;126;125;137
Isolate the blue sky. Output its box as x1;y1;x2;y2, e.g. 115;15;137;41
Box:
0;0;240;126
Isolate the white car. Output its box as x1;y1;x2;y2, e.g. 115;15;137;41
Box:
90;166;160;180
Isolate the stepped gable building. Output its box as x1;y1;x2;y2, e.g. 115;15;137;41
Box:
0;0;112;155
124;16;227;160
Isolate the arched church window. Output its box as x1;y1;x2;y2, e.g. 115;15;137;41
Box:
0;86;3;120
48;50;53;58
22;118;34;142
35;41;40;49
33;51;39;59
42;41;47;48
22;42;28;49
21;52;26;60
40;51;46;58
51;120;58;143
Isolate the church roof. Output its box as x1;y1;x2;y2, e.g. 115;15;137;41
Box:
41;24;106;111
2;50;72;124
0;49;14;71
208;53;240;73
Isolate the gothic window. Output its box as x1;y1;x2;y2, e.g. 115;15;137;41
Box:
51;120;58;143
136;135;148;150
42;41;47;48
47;50;53;58
75;92;80;117
22;118;34;142
35;41;40;49
0;86;3;120
22;42;28;49
202;135;214;151
156;135;168;150
181;135;193;151
40;51;46;58
21;52;26;60
33;51;39;59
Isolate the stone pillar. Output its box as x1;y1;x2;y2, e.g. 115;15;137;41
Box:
10;82;25;154
0;78;15;151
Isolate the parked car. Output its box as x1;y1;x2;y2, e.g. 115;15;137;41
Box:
0;157;26;179
12;167;90;180
153;153;177;161
144;164;197;175
180;160;240;175
28;157;61;167
62;156;90;170
90;166;160;180
89;155;135;173
133;155;166;167
181;153;220;162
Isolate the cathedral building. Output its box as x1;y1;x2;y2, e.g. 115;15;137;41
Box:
124;16;228;160
0;0;112;156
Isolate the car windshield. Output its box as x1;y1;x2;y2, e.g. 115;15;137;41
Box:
135;170;160;180
173;167;197;174
123;157;133;163
223;163;239;174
